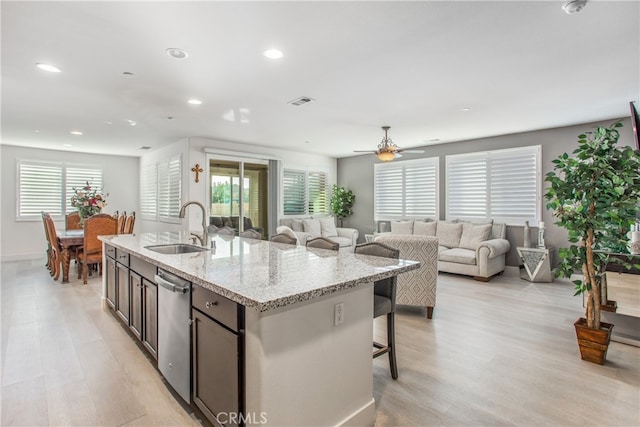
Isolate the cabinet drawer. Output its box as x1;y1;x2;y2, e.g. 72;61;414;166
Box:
105;244;116;260
115;248;130;266
130;255;156;282
192;285;238;332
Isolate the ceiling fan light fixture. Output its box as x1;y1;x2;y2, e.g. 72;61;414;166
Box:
562;0;587;14
377;151;395;162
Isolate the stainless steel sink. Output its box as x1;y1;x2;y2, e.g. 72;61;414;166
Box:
145;244;208;254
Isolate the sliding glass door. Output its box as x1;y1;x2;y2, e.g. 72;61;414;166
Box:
209;157;269;239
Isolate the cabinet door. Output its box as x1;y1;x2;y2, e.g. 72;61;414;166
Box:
143;278;158;359
116;263;130;324
192;309;240;426
129;271;143;340
106;258;116;309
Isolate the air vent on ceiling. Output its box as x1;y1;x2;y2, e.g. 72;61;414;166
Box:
288;96;315;106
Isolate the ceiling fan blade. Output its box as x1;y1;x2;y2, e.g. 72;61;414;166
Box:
397;149;425;154
353;150;378;153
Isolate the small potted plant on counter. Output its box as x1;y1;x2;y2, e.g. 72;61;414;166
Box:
545;121;640;364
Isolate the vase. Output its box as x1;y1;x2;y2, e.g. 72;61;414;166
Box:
523;221;531;248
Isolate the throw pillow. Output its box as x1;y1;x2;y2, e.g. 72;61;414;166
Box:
302;218;322;236
291;219;304;232
275;225;299;243
413;220;437;236
459;223;493;250
436;221;464;248
391;220;414;235
318;216;338;237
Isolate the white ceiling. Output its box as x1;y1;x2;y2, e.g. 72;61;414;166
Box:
1;1;638;159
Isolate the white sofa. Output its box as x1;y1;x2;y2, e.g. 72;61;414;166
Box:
376;219;510;281
278;217;359;252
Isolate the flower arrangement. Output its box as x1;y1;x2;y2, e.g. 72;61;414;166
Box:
71;181;108;220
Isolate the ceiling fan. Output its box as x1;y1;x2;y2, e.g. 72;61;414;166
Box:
354;126;424;162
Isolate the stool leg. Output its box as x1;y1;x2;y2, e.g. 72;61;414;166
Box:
387;312;398;379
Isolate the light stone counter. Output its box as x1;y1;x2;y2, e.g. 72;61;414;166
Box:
100;231;419;312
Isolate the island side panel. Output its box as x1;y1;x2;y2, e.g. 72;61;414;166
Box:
244;285;376;427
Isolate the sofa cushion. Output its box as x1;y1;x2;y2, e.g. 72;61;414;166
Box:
319;216;338;237
391;220;414;234
292;218;304;232
436;221;463;248
459;222;492;250
275;225;299;243
302;218;321;236
414;221;437;236
439;248;477;265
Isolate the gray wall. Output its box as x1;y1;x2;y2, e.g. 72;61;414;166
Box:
337;117;635;267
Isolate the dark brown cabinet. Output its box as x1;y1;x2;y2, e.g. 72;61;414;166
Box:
116;261;129;324
192;285;244;427
129;271;143;340
105;256;116;309
143;278;158;358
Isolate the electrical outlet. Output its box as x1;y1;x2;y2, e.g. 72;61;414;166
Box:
334;302;344;326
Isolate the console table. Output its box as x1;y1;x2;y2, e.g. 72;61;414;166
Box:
517;246;555;283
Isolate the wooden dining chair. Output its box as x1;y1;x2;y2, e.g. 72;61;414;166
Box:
354;241;401;379
77;214;117;285
65;212;82;230
306;236;339;251
42;212;63;281
116;211;126;234
41;212;55;276
123;211;135;234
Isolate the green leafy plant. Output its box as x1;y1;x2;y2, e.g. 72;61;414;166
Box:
545;122;640;330
330;185;355;226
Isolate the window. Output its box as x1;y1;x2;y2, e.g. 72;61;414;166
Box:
374;157;439;220
17;160;103;220
141;154;182;222
282;169;328;216
446;145;541;224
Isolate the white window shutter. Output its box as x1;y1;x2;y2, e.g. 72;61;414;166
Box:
18;161;63;218
65;166;103;214
140;163;158;219
308;171;328;215
283;170;306;215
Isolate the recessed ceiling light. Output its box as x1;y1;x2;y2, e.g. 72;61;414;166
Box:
36;63;61;73
462;107;471;111
63;144;73;147
34;130;40;133
104;121;113;125
122;72;134;77
188;99;203;105
263;49;283;59
166;48;189;59
127;120;137;126
140;146;152;150
70;131;83;135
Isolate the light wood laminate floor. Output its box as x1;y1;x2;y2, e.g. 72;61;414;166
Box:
1;259;639;426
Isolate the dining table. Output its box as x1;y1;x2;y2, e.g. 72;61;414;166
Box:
57;229;83;283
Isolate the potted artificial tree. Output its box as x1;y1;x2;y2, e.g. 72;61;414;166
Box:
545;122;640;364
330;185;355;227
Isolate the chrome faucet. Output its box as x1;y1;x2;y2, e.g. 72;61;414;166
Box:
178;201;208;247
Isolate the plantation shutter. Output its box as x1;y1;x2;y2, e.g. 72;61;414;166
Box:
65;166;103;214
140;163;158;219
446;146;541;224
308;171;328;215
158;155;182;221
18;160;63;218
375;157;439;220
283;170;306;215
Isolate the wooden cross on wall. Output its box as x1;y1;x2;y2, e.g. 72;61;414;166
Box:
191;163;204;183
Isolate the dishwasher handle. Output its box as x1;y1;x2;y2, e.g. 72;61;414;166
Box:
155;274;189;294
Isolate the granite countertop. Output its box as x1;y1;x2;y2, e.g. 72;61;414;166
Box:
99;232;420;312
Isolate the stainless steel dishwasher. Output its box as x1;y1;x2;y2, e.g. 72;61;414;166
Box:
155;268;192;404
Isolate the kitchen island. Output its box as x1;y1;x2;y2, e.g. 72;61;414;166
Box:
100;232;419;427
